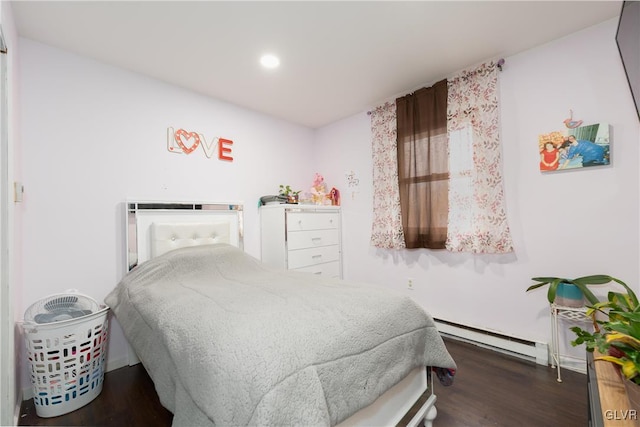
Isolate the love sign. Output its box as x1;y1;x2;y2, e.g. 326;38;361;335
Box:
174;129;201;154
167;127;234;162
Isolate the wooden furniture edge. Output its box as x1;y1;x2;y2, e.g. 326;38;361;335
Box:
592;350;638;426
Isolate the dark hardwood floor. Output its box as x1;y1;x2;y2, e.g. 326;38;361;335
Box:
434;339;586;427
19;337;586;426
18;356;172;427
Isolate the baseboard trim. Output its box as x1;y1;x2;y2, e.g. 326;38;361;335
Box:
105;355;129;374
557;354;587;374
14;392;22;426
435;318;548;366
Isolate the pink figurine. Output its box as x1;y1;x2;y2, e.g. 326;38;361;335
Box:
313;173;324;187
329;187;340;206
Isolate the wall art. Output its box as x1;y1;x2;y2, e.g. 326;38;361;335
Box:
538;123;610;172
167;127;234;161
344;170;360;200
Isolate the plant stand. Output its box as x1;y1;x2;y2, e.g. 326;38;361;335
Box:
550;303;589;382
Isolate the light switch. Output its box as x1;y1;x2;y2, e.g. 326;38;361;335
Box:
14;181;23;202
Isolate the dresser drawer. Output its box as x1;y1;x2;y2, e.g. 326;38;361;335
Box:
260;204;342;279
287;229;340;250
286;212;339;231
287;245;340;269
292;261;341;278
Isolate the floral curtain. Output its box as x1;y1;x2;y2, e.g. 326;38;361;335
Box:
370;102;406;249
445;61;514;253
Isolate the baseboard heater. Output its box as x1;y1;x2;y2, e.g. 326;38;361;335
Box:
434;318;548;366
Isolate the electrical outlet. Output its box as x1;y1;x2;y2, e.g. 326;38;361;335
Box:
407;278;414;290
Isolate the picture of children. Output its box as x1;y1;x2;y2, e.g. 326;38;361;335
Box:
539;142;559;171
537;123;610;173
557;141;582;169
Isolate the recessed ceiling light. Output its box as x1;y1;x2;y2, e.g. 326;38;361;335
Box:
260;54;280;69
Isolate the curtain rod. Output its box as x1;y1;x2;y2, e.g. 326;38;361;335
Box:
367;58;505;116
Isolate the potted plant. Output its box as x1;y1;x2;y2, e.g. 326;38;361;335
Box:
527;275;640;405
569;278;639;388
526;275;613;307
278;185;301;204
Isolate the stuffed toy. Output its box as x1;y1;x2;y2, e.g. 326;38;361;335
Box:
309;173;328;205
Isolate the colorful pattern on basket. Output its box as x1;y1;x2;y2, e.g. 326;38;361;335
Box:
23;308;109;417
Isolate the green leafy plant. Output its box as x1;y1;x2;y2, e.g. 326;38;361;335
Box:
278;185;300;197
526;275;627;306
527;275;640;385
570;281;640;385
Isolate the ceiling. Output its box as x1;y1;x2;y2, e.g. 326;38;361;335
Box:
11;1;622;129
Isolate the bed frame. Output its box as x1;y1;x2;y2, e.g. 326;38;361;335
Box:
126;201;243;271
123;201;439;427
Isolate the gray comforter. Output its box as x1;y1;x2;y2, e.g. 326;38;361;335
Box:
105;244;456;426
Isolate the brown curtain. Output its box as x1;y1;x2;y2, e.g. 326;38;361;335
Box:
396;79;449;249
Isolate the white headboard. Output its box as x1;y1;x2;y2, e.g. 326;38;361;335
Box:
126;202;243;270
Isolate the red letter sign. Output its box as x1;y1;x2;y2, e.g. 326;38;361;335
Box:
218;138;234;162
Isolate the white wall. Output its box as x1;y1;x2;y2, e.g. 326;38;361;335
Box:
314;19;640;360
0;0;21;423
15;14;640;401
18;38;316;389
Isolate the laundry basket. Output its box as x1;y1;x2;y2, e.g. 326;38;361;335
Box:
22;290;110;418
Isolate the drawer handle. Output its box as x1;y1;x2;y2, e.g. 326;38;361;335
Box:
313;271;322;275
312;254;322;259
311;237;322;243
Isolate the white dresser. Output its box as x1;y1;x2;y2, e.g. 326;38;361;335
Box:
260;204;342;278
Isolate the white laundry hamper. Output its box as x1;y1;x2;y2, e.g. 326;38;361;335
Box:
22;290;110;418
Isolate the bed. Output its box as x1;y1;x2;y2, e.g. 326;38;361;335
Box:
106;202;456;427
